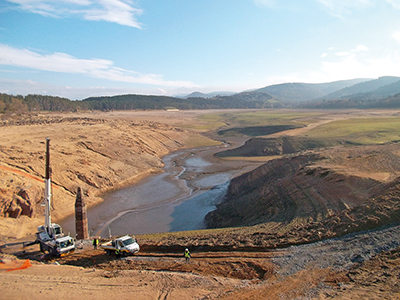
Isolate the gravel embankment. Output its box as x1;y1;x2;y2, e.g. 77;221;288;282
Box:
273;223;400;276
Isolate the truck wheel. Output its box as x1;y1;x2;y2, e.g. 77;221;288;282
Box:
106;250;111;255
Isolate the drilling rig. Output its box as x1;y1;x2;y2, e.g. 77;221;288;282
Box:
35;138;75;256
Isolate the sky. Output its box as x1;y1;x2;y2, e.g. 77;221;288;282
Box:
1;0;400;99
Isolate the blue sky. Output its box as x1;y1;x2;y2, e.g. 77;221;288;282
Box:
1;0;400;99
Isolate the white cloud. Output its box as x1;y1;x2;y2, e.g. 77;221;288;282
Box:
336;51;350;56
317;0;400;17
317;44;393;81
63;0;92;5
317;0;374;17
254;0;277;7
325;45;368;58
0;78;191;99
352;45;369;52
320;51;400;80
6;0;143;28
386;0;400;9
82;0;143;27
0;44;197;88
393;31;400;43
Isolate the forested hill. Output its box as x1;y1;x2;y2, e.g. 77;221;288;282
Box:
0;94;82;113
2;76;400;114
82;94;279;110
0;92;279;114
298;93;400;109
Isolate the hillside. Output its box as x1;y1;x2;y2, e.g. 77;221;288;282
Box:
254;78;371;102
321;76;400;100
0;113;215;238
207;114;400;234
182;91;235;99
206;147;397;229
328;78;400;103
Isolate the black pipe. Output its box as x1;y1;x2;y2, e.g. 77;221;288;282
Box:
45;137;50;179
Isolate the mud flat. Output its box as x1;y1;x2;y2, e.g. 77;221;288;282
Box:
0;111;227;240
60;144;264;236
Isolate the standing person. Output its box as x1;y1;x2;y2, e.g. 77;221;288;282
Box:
184;248;191;263
93;237;99;249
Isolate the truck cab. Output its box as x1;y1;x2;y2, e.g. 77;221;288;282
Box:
101;235;140;256
118;235;139;253
54;236;75;256
36;223;63;241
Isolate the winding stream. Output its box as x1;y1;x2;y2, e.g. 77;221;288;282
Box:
60;145;258;237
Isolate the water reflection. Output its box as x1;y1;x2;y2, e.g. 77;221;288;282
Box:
60;149;230;237
169;182;229;231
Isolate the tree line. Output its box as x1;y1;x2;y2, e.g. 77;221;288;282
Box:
0;93;278;114
298;93;400;109
1;92;400;114
0;93;82;113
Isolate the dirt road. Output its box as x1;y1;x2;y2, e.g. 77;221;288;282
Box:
2;223;400;299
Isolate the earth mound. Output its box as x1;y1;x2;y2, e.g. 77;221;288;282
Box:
215;135;334;157
205;153;383;228
206;143;400;245
217;124;303;137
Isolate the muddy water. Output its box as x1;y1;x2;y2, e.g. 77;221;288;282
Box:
60;146;262;237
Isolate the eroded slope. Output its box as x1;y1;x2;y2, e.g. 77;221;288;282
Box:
0;115;212;237
206;144;400;240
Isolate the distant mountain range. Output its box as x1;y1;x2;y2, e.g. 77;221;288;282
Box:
183;77;400;102
255;78;372;102
179;91;235;99
316;76;400;101
3;76;400;113
179;76;400;109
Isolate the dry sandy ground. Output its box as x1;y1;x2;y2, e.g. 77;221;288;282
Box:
0;261;243;300
2;109;400;299
2;231;400;300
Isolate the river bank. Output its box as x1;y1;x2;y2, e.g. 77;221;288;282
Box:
60;142;265;237
0;111;225;240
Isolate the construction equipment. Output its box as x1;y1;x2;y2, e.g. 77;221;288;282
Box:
101;235;140;256
35;138;75;256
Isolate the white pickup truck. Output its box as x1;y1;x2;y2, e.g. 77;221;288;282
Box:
101;235;140;256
